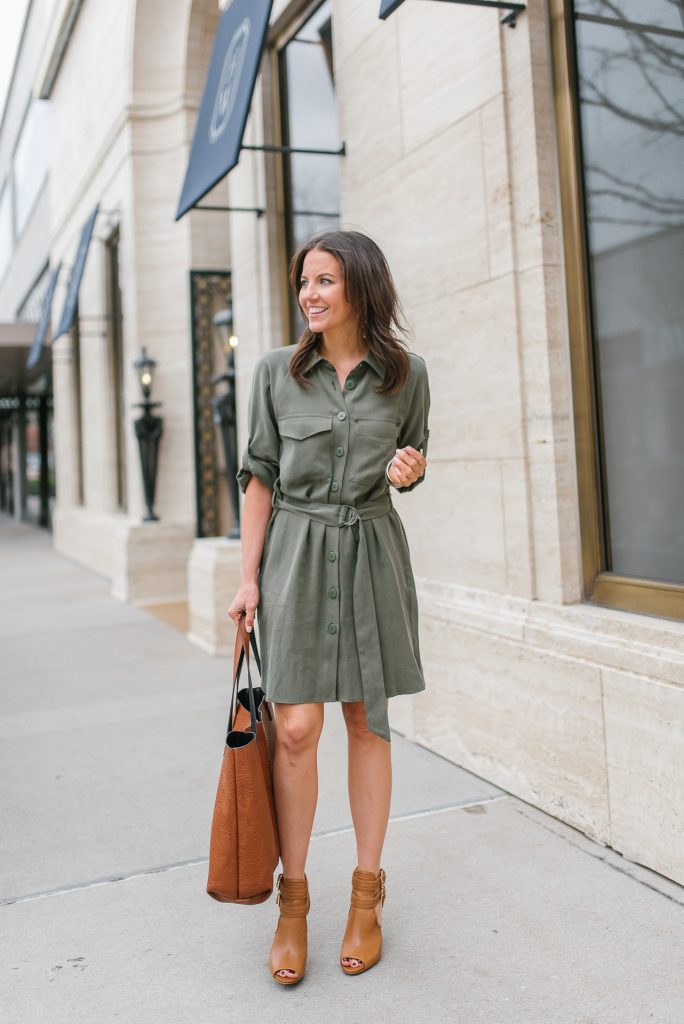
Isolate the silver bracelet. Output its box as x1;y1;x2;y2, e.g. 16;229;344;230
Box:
385;457;395;486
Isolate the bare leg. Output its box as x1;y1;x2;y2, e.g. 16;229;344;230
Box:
272;702;324;980
341;700;392;969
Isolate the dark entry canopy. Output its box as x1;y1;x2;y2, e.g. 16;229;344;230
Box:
175;0;274;221
54;205;100;340
26;264;61;370
0;322;38;395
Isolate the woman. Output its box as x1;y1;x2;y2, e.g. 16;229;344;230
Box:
228;229;430;985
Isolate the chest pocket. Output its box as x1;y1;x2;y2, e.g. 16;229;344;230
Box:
349;418;398;488
278;414;333;489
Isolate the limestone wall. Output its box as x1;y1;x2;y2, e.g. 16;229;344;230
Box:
227;0;684;885
49;0;230;596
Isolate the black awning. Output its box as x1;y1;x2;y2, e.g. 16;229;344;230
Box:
54;204;100;341
379;0;525;25
379;0;406;16
26;264;61;370
175;0;274;221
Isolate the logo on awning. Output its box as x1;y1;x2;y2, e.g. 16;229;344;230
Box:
209;18;251;145
176;0;274;220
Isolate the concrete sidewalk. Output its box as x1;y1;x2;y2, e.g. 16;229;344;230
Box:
1;516;683;1024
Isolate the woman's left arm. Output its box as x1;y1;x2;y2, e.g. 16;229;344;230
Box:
388;354;431;493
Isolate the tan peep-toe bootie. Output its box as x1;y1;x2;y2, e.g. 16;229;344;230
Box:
269;873;310;985
340;867;386;975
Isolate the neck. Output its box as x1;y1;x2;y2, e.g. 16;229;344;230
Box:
317;324;367;362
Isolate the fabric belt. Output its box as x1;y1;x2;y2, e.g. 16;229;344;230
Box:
272;491;394;742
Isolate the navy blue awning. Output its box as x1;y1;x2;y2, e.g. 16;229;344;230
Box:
175;0;274;221
54;204;100;341
26;264;61;370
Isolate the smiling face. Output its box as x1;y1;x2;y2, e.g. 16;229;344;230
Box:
298;248;358;337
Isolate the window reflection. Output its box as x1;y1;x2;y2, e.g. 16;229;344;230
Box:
279;0;341;328
574;1;684;583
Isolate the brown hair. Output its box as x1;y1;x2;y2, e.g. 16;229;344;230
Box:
287;230;410;395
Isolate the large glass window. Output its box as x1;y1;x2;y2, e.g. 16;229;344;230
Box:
13;99;50;236
278;1;340;335
573;1;684;586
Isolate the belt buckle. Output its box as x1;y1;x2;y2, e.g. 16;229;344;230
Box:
341;505;359;526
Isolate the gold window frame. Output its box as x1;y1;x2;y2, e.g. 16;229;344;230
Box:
548;0;684;622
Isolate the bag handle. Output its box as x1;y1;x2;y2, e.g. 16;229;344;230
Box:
231;614;262;676
228;614;261;736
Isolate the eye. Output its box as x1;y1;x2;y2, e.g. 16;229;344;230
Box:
320;277;332;284
299;279;308;289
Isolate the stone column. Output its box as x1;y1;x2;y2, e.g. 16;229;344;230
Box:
51;333;82;509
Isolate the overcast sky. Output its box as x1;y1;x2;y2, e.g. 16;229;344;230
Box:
0;0;31;123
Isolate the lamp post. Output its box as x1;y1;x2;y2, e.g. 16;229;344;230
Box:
211;306;240;538
133;346;163;522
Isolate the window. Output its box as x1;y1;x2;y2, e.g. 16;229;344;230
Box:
278;0;340;339
551;1;684;617
0;184;11;282
13;99;50;236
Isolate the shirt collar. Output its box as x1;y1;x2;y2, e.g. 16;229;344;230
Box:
302;344;385;379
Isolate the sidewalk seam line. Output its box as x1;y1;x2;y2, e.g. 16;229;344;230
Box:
1;796;508;907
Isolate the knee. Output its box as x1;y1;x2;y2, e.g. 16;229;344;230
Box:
343;702;375;743
276;709;322;760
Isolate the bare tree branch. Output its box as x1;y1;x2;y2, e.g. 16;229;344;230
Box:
585;164;684;212
588;215;681;229
581;86;684;136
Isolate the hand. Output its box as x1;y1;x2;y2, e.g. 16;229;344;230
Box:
388;445;427;487
228;581;260;633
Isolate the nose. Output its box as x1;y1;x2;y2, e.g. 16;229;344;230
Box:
301;283;317;305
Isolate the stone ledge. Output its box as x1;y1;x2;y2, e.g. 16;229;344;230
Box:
416;576;684;686
187;537;242;657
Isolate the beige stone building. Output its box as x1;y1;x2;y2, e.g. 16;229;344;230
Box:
1;0;682;886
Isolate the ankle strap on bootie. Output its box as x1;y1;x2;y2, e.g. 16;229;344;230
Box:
275;873;310;917
350;868;386;910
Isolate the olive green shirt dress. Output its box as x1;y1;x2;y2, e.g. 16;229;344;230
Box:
236;343;431;742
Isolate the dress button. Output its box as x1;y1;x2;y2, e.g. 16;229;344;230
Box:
328;586;338;599
337;411;346;421
331;481;340;492
345;379;356;391
336;446;344;457
327;550;337;562
327;622;338;634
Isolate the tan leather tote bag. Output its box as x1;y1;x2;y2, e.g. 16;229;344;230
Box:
206;614;280;904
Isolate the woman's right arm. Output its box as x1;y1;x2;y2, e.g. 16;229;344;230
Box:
227;475;273;633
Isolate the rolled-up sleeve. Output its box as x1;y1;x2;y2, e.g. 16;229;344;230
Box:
236;356;280;494
396;355;431;493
